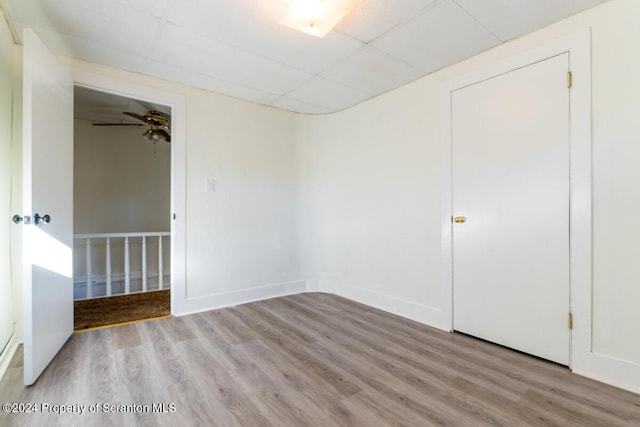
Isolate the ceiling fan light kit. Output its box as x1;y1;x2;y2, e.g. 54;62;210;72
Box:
143;127;171;143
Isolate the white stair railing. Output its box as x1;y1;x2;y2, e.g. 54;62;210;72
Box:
74;232;170;300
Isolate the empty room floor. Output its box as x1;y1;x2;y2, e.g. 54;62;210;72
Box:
1;293;639;426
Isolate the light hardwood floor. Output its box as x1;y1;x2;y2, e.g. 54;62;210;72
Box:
1;293;639;426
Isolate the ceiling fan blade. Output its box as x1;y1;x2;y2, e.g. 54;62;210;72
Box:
158;129;171;143
92;123;146;126
123;111;149;123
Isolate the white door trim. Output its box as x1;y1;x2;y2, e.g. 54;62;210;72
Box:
440;30;591;370
71;70;187;316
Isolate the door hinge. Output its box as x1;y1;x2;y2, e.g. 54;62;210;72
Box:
173;213;176;220
567;71;572;88
568;313;573;330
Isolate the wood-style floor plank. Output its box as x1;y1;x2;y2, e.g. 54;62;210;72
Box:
1;293;639;426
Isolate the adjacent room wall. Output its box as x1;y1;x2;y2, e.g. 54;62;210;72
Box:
73;119;171;294
74;119;171;234
296;0;640;381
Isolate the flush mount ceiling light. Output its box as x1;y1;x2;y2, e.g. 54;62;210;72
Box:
280;0;347;38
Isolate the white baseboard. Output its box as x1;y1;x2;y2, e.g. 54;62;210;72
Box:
0;334;18;381
173;280;307;317
317;279;449;332
304;279;319;292
573;352;640;395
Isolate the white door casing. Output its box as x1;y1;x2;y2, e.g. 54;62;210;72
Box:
71;72;186;317
22;29;74;385
451;53;570;365
442;30;593;376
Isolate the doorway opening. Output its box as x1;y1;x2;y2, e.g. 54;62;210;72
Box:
72;86;171;330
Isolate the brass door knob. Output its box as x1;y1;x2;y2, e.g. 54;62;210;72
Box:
453;216;466;223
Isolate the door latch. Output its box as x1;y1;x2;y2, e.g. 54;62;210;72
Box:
12;215;32;224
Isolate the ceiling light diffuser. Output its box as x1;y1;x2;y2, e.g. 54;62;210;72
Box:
280;0;347;38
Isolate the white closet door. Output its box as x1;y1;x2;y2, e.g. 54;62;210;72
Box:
452;53;570;365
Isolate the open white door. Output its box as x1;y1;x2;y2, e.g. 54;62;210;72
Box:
22;29;74;385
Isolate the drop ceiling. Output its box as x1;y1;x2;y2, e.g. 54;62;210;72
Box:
2;0;609;114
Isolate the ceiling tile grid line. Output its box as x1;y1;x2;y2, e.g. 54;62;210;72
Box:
146;22;406;108
158;0;367;75
154;19;359;79
335;0;443;44
450;0;503;42
1;0;611;114
270;95;333;115
317;45;427;96
146;18;170;61
145;57;284;105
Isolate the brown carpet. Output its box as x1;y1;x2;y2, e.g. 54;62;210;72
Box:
74;290;170;331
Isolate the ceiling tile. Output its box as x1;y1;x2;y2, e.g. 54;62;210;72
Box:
19;24;282;107
271;97;333;115
164;0;364;74
152;23;313;95
4;0;611;113
14;24;153;72
284;76;371;111
320;46;425;96
5;0;164;57
101;0;168;19
373;0;500;74
337;0;438;43
453;0;607;41
143;61;282;105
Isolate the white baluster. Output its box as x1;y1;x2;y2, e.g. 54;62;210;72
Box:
86;238;92;299
142;236;147;292
124;236;130;295
105;237;112;297
158;235;163;290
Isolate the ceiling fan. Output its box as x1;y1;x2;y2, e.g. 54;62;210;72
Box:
93;110;171;143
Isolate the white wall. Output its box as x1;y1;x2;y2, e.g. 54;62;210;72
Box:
296;0;640;386
57;56;303;310
74;119;170;234
184;90;300;299
0;9;16;356
295;91;441;305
